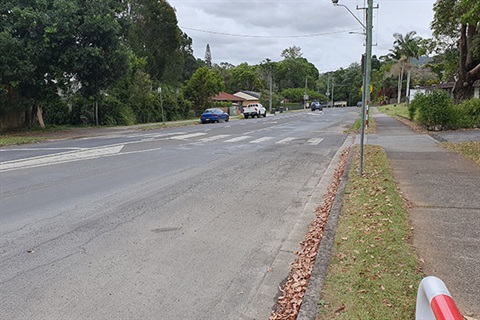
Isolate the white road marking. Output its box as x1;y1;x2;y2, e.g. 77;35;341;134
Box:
198;135;231;142
276;137;296;144
224;136;252;143
307;138;324;145
170;133;207;140
250;137;273;144
0;145;125;172
0;147;85;152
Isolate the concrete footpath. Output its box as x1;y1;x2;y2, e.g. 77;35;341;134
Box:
368;111;480;317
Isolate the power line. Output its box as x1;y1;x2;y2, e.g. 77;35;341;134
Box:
179;26;363;39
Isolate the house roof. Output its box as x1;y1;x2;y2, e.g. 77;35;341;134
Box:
241;91;261;98
233;91;261;100
437;82;455;89
212;92;245;101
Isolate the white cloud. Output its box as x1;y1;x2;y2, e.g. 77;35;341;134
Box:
169;0;436;73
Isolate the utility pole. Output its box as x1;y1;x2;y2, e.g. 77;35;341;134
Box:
304;77;308;109
364;0;373;133
269;72;273;114
332;0;376;176
331;78;334;108
158;86;165;124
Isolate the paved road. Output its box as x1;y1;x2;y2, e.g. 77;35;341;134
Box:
0;109;357;319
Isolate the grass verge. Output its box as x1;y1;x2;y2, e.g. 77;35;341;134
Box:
442;141;480;165
377;103;409;118
0;136;46;146
317;145;423;319
345;113;377;134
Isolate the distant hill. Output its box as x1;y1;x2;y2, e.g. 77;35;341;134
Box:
412;56;433;65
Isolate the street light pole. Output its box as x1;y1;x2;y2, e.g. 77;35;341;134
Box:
333;0;375;176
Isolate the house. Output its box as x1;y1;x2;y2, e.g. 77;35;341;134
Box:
435;82;455;99
211;92;245;115
474;80;480;99
410;81;480;101
233;91;261;107
409;88;427;101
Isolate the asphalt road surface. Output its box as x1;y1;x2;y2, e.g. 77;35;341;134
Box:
0;108;357;320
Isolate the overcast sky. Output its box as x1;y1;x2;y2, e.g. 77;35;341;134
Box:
167;0;437;73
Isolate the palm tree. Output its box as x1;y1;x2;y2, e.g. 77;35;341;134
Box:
389;31;426;103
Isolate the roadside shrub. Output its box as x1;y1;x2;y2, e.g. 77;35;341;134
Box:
452;98;480;128
411;90;454;129
43;98;70;125
70;94;93;125
408;98;418;120
100;95;136;126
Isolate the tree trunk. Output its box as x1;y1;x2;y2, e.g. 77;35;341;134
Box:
36;105;45;129
397;63;404;104
453;24;478;103
405;69;411;105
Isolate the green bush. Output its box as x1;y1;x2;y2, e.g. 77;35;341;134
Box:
43;98;70;125
408;99;417;120
452;98;480;128
70;95;93;125
100;95;136;126
410;90;454;128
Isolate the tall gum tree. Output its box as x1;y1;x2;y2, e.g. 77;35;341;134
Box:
432;0;480;102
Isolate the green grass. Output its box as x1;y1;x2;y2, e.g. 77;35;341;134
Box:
0;125;85;146
345;113;377;134
317;145;423;319
377;103;409;118
442;141;480;165
0;136;46;146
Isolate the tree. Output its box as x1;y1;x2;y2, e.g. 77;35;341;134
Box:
180;32;202;82
318;63;363;106
389;31;425;103
0;0;128;127
127;0;182;84
205;44;212;68
224;63;262;93
276;47;318;91
432;0;480;102
281;46;303;60
184;67;224;113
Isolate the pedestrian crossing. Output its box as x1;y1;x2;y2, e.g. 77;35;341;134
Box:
172;133;325;146
224;136;251;143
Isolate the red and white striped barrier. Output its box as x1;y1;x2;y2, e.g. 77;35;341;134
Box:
416;276;463;320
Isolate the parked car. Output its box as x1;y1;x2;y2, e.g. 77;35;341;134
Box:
200;108;229;124
311;101;323;111
243;103;267;118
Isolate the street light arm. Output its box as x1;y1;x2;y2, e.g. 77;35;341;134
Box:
334;4;366;29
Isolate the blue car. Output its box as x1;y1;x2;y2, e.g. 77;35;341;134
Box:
311;101;323;111
200;108;229;124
